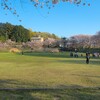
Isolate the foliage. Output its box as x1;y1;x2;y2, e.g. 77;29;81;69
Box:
91;31;100;48
0;36;6;42
79;48;100;53
59;34;100;51
11;25;30;42
0;22;59;43
43;38;57;48
29;31;59;39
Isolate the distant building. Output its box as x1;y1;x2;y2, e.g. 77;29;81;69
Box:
31;36;44;42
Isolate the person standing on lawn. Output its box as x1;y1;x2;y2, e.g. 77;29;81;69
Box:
86;52;90;64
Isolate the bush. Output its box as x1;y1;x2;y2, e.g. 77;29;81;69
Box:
9;48;21;53
0;36;6;42
79;48;100;53
44;48;59;53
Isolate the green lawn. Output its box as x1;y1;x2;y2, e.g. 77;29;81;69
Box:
0;52;100;100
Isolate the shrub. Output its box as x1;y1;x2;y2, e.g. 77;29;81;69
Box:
44;48;59;53
9;48;21;53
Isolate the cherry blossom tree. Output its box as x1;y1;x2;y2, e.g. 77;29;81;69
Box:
1;0;91;21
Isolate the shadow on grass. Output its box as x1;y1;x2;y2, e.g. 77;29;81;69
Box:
0;88;100;100
57;59;100;66
19;52;71;58
0;79;100;100
18;52;100;66
0;79;34;100
72;74;100;79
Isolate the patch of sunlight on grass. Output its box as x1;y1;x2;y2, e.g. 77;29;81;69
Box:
0;52;100;89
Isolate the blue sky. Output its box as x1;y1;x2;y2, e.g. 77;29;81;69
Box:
0;0;100;37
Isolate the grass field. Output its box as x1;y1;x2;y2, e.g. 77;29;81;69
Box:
0;52;100;100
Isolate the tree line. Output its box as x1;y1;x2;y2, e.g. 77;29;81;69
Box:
0;22;59;42
59;32;100;52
